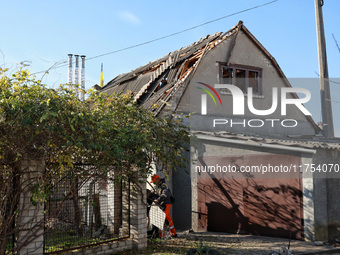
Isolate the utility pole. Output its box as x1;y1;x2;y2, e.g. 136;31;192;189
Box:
315;0;334;138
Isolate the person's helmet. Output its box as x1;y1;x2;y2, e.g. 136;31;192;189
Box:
150;174;159;183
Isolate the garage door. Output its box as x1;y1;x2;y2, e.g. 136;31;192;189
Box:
196;153;303;240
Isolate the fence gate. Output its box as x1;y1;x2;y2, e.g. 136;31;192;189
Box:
44;176;130;254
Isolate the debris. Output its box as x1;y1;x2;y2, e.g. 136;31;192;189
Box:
92;226;105;238
281;246;293;255
270;247;293;255
314;241;324;246
82;225;90;236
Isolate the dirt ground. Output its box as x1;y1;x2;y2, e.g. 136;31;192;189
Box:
122;231;340;255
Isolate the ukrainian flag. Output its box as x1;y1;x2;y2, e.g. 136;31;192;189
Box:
100;63;104;87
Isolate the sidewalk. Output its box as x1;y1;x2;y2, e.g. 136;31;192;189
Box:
178;231;340;255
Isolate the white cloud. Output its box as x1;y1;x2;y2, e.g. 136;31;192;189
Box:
118;11;140;25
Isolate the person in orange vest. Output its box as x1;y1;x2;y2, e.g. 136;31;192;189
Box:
150;174;177;237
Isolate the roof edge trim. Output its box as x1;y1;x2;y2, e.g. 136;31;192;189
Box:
196;134;317;154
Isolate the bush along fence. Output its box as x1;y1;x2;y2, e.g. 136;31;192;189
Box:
4;160;147;255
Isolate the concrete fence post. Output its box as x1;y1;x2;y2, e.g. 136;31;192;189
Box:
17;159;45;255
130;181;147;249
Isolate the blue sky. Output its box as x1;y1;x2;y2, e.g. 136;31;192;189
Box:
1;0;340;135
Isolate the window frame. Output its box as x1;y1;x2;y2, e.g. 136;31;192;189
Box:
219;63;263;96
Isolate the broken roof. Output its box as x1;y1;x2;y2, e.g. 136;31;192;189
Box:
98;21;319;133
99;21;245;115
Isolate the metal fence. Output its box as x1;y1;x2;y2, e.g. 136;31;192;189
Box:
44;176;130;254
6;235;14;254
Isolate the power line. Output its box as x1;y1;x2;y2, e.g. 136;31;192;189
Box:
315;71;340;85
32;0;278;76
333;34;340;55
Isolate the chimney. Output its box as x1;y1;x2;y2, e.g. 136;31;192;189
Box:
80;55;86;101
68;54;73;84
74;55;79;85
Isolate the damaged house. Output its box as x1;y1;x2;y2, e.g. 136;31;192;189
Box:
98;21;340;241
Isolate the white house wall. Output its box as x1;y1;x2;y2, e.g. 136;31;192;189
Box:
177;30;316;136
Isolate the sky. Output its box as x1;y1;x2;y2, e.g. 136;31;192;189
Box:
1;0;340;135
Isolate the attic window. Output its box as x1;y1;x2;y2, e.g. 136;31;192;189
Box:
219;64;262;96
221;67;233;84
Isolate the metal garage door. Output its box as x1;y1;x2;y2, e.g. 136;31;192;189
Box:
196;153;303;240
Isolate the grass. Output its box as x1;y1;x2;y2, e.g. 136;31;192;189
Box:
121;238;197;255
44;230;119;253
44;234;224;255
120;237;222;255
43;228;221;254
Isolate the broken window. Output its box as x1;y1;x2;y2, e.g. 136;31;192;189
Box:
235;69;246;91
219;64;262;95
248;70;260;94
221;67;233;84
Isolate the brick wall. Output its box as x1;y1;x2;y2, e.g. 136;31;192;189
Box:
130;183;147;249
17;159;45;255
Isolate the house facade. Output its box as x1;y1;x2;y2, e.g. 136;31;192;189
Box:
99;21;340;241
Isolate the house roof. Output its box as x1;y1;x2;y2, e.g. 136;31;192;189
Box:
99;21;243;115
193;131;340;151
98;21;320;133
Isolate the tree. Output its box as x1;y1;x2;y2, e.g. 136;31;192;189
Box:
0;66;189;254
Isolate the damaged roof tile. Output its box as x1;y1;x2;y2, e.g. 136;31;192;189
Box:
99;22;242;115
